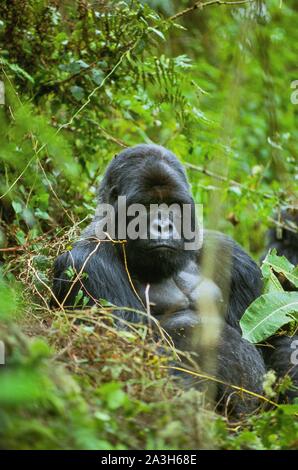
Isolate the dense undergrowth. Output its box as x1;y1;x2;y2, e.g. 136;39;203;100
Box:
0;0;297;449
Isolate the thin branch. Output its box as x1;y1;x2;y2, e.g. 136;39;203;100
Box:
60;241;102;308
121;242;146;309
86;118;128;148
169;0;254;22
0;246;24;252
185;162;274;200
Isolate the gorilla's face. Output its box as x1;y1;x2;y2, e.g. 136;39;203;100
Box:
98;144;198;281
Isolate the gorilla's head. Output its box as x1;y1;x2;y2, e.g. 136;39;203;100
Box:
96;144;199;281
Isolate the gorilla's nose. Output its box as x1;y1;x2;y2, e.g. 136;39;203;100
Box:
150;216;175;239
150;216;176;239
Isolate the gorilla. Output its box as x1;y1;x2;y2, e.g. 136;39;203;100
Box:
52;144;296;413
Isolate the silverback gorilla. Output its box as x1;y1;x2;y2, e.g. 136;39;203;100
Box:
52;144;296;413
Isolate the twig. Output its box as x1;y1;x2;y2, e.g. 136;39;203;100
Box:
61;241;102;308
86;118;128;148
0;246;24;252
121;242;146;309
169;0;254;22
268;216;298;235
29;258;64;311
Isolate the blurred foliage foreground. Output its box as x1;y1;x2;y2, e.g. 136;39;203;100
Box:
0;0;298;450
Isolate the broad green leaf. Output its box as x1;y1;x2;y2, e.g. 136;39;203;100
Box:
240;292;298;343
262;250;298;288
263;270;284;293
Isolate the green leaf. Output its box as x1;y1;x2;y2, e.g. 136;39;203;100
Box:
148;27;165;41
65;266;75;279
35;208;50;221
74;289;84;307
70;85;85;101
0;57;34;83
262;250;298;289
263;270;284;293
99;298;114;307
12;201;22;214
16;230;26;246
278;404;298;415
91;69;104;85
97;382;128;410
240;292;298;343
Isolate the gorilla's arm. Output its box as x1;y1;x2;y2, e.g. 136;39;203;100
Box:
52;240;143;322
216;325;266;413
176;324;265;415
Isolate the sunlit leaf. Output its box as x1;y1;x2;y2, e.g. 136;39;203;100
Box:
241;292;298;343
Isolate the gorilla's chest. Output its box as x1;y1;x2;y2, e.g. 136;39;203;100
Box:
134;260;208;316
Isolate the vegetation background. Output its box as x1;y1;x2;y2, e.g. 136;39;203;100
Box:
0;0;297;450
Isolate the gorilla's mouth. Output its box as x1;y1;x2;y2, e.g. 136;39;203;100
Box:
147;244;178;252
